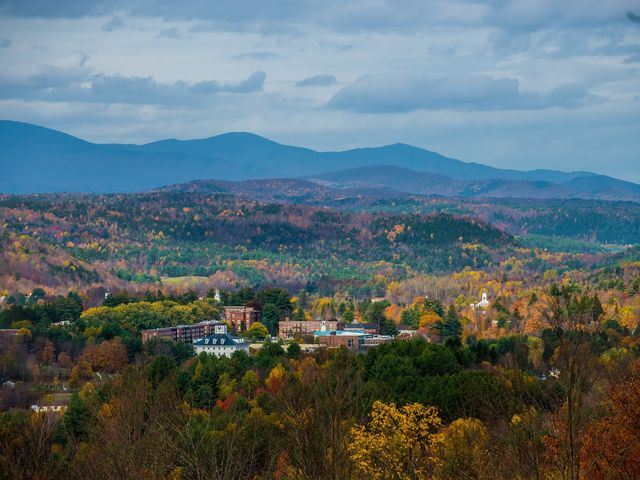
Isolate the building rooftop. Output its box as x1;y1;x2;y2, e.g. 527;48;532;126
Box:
193;333;246;346
314;329;369;337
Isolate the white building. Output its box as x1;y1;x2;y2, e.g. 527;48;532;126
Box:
192;322;249;357
470;292;490;311
31;404;66;413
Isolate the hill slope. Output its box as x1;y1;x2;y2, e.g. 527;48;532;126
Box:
0;191;513;293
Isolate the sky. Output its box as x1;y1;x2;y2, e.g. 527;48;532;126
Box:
0;0;639;181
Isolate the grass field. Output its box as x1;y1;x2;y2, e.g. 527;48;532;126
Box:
160;276;210;287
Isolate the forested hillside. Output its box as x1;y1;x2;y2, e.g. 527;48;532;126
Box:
0;192;513;295
159;179;640;245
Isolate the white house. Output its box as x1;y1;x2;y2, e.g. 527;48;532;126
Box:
192;322;249;357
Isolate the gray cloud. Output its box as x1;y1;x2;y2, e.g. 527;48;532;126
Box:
0;0;114;18
627;10;640;22
1;0;637;33
158;27;181;38
233;51;278;60
189;71;266;94
0;37;10;47
623;53;640;63
296;74;337;87
102;15;124;31
328;73;602;113
0;62;267;105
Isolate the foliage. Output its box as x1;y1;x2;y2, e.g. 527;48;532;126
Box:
349;400;443;480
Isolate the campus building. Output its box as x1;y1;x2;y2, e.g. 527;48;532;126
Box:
192;322;249;357
223;305;262;333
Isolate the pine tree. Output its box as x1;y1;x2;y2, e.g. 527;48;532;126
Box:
437;305;462;342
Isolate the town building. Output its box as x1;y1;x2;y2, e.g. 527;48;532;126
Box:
31;403;67;413
141;320;222;343
192;322;249;357
315;329;366;352
313;321;392;352
223;305;261;333
344;320;379;334
278;318;345;339
0;329;20;337
396;325;418;339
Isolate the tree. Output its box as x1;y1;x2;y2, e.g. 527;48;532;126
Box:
257;288;292;316
435;305;462;342
295;307;306;321
433;418;491;479
40;340;55;365
60;393;92;443
147;355;176;388
582;361;640;479
287;342;301;358
240;370;259;397
262;304;281;337
69;365;80;389
364;300;393;334
265;363;286;395
57;352;72;368
349;400;442;480
0;410;64;479
80;338;128;373
541;284;602;480
423;298;445;317
244;322;269;340
279;350;365;479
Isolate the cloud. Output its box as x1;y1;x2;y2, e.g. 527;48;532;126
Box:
1;0;635;33
327;73;602;113
0;37;10;47
0;59;267;105
623;53;640;63
296;74;337;87
627;10;640;23
189;71;266;94
233;51;278;60
158;27;181;38
102;15;124;31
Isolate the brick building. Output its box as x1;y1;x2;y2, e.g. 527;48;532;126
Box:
315;331;364;352
141;320;221;343
223;306;262;333
314;320;393;352
278;319;345;339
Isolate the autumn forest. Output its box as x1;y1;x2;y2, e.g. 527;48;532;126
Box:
0;186;639;480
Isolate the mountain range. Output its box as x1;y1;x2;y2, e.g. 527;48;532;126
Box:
1;119;639;201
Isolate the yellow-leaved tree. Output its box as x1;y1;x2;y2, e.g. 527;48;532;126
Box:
432;417;490;479
349;400;442;480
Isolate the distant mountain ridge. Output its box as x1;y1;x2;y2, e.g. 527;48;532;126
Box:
304;166;640;201
1;120;636;201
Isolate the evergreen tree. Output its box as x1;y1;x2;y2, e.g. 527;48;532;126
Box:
262;303;281;336
437;305;462;342
423;298;445;317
